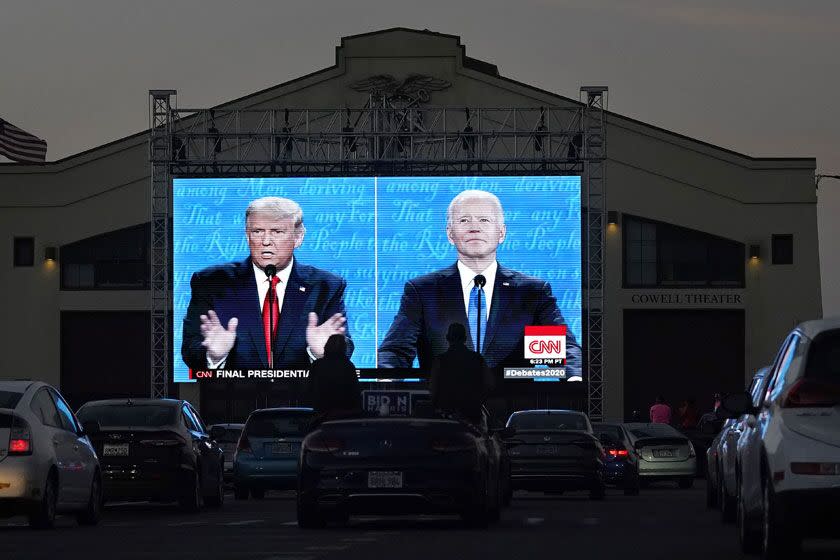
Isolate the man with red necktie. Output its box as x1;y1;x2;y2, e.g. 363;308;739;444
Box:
182;197;352;372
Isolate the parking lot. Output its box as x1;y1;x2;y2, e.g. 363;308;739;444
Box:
3;481;839;560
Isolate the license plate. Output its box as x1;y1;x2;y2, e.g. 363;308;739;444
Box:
367;471;403;489
653;448;677;458
103;443;129;457
536;445;560;456
271;442;292;454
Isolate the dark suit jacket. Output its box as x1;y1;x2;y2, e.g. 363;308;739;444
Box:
377;262;581;377
430;343;492;422
181;258;352;371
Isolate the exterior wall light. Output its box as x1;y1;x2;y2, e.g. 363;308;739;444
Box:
749;244;760;260
44;247;58;262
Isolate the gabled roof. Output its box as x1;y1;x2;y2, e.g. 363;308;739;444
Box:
0;27;814;169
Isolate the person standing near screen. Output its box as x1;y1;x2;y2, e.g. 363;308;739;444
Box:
377;189;582;380
181;197;352;372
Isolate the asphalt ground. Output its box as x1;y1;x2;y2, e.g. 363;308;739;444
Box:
3;480;839;560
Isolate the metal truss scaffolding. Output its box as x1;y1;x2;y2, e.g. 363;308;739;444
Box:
149;90;176;398
149;92;608;414
581;87;608;421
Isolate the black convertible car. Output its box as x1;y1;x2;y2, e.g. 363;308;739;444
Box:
297;413;511;528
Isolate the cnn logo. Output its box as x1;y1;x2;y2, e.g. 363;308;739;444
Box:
524;325;567;360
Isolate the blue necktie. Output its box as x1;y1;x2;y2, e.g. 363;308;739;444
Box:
468;285;487;353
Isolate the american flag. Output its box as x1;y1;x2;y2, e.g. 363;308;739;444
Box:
0;118;48;163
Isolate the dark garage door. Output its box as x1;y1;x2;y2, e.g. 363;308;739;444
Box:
60;311;151;410
623;309;745;421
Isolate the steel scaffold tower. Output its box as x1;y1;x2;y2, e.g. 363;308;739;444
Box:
148;94;608;415
149;90;176;398
581;86;608;421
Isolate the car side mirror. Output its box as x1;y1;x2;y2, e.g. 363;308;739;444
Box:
720;392;756;418
495;426;517;439
209;426;226;442
82;420;101;436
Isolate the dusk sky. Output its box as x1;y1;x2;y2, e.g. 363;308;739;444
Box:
2;0;838;312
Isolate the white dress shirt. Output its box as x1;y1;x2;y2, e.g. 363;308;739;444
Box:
457;260;497;321
206;258;294;368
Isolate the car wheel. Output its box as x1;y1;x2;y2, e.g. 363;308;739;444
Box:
234;485;249;500
179;470;202;513
205;464;224;508
29;472;58;530
250;488;265;500
461;504;490;529
705;469;718;508
720;476;736;523
77;473;103;526
678;477;694;489
738;484;761;554
762;482;800;560
297;495;325;529
589;482;606;501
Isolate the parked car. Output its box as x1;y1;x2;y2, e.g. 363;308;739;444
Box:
76;398;225;512
624;422;696;488
725;318;840;558
592;422;641;495
0;380;102;529
233;408;312;500
505;409;606;500
208;423;244;482
297;410;509;528
716;367;771;522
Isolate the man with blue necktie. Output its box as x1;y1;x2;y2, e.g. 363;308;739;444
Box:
378;189;582;381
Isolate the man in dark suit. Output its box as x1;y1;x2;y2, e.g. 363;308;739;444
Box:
378;189;581;380
182;197;352;372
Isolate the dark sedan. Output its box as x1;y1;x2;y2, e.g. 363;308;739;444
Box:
505;409;606;499
297;414;508;528
592;422;641;495
76;398;225;512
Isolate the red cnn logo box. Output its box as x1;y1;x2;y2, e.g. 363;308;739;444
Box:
524;325;567;360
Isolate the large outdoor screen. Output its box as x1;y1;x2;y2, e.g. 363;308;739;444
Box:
173;176;582;383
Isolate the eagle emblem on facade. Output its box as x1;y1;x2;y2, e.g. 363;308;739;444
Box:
349;74;452;107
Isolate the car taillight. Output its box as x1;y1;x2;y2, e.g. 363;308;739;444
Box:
782;379;840;408
306;436;344;453
791;462;840;475
431;436;475;452
237;434;252;454
9;416;32;456
608;448;630;458
688;442;696;458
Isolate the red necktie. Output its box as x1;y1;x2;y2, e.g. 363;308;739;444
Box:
262;276;280;367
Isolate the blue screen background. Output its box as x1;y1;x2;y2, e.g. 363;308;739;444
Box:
172;176;580;382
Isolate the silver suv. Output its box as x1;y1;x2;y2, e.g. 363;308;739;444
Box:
0;380;102;528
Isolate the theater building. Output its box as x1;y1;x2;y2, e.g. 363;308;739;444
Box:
0;28;821;422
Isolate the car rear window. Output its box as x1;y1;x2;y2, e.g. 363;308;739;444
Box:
77;404;177;427
0;391;23;409
509;413;588;431
246;412;311;437
218;427;243;443
627;423;682;439
805;329;840;381
593;425;623;441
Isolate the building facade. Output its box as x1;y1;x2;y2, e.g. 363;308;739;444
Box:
0;28;821;421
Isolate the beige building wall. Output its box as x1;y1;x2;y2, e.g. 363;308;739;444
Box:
0;29;821;420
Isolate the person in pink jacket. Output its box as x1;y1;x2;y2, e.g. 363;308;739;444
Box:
649;395;672;424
